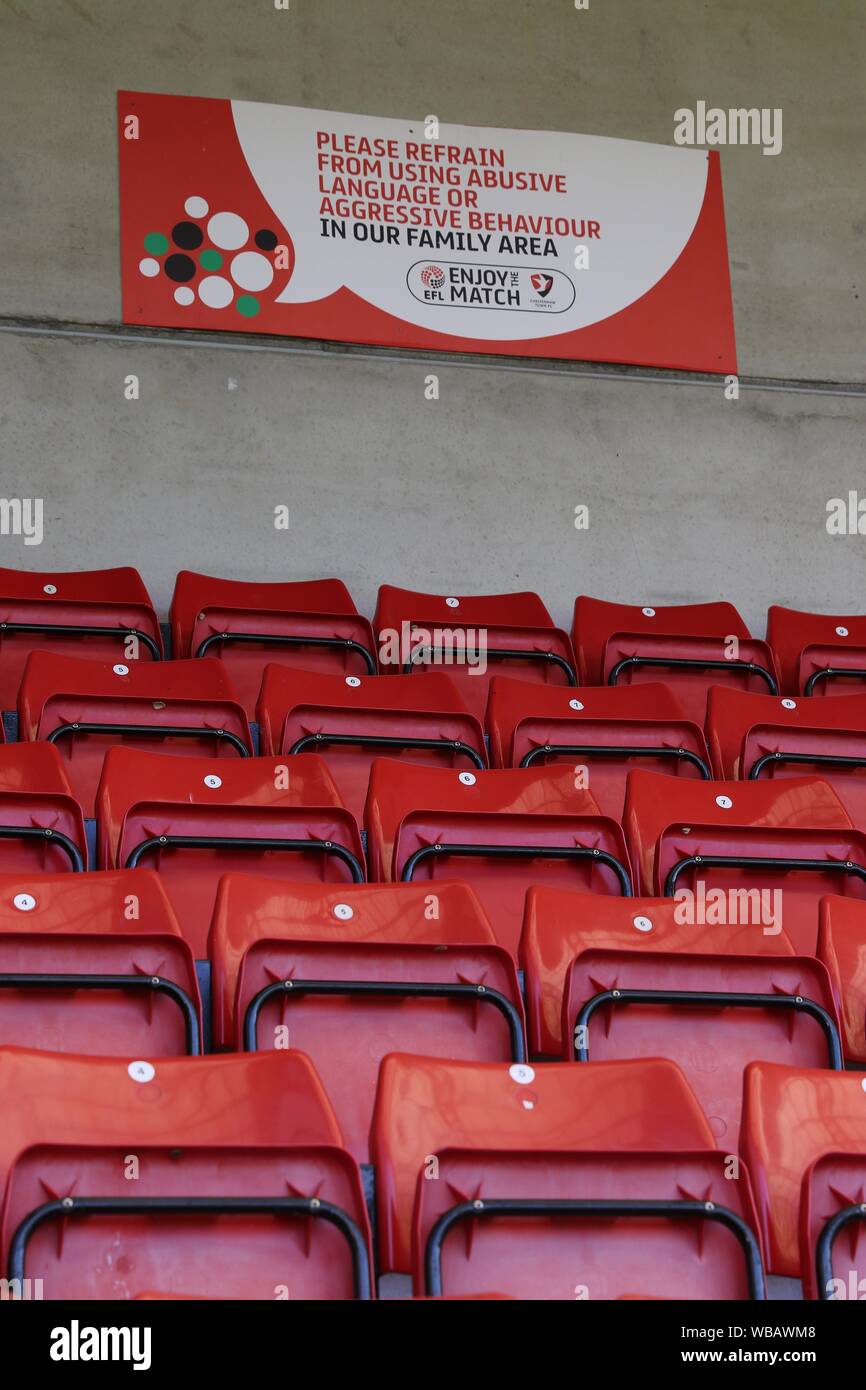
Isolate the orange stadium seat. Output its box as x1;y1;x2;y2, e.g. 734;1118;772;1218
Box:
170;571;378;717
97;747;365;955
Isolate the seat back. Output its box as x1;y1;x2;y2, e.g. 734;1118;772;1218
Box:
374;584;575;724
623;770;866;953
487;676;709;817
98;747;364;955
741;1061;866;1277
0;743;86;874
257;666;486;824
366;760;633;957
818;895;866;1063
800;1153;866;1300
707;685;866;825
210;876;524;1161
0;1047;371;1300
415;1146;763;1300
574;596;777;725
767;605;866;697
0;566;161;710
520;887;797;1056
0;868;201;1056
371;1053;722;1273
20;651;251;815
170;571;377;716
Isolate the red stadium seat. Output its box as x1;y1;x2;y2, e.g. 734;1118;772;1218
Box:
371;1054;765;1298
520;887;797;1057
573;596;778;726
97;748;365;956
0;743;86;874
0;566;161;711
209;877;525;1160
800;1154;866;1300
374;585;575;723
740;1062;866;1280
817;896;866;1063
0;869;201;1056
560;930;840;1152
623;770;866;953
19;651;252;817
170;571;378;717
0;1047;373;1299
487;677;709;817
707;685;866;825
257;666;486;825
365;761;632;957
767;605;866;697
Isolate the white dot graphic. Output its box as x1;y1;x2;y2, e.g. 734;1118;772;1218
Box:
174;286;195;306
185;195;209;218
199;276;234;309
139;257;160;278
230;251;274;292
207;211;249;250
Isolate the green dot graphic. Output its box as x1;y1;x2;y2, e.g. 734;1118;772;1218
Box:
143;232;169;255
236;295;260;317
200;248;223;269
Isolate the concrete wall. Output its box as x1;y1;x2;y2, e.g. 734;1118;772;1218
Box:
0;0;863;622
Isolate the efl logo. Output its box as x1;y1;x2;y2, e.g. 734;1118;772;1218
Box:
420;264;446;290
49;1321;152;1371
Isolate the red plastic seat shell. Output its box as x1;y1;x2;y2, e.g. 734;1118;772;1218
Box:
366;760;632;956
97;748;364;955
374;585;575;723
371;1054;716;1272
573;596;751;684
799;1153;866;1300
0;868;200;1056
740;1061;866;1278
0;742;86;873
487;677;709;817
818;895;866;1063
767;605;866;696
0;566;161;709
257;666;486;823
210;876;523;1161
170;571;377;714
520;887;796;1056
19;651;252;816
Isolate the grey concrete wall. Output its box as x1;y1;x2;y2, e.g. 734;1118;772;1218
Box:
1;330;863;630
0;0;863;621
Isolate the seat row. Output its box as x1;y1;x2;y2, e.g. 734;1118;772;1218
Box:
3;565;866;719
0;1040;863;1299
1;867;860;1148
10;644;866;827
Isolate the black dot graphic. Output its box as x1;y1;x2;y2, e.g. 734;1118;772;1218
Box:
164;253;196;282
255;228;278;251
172;221;204;250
